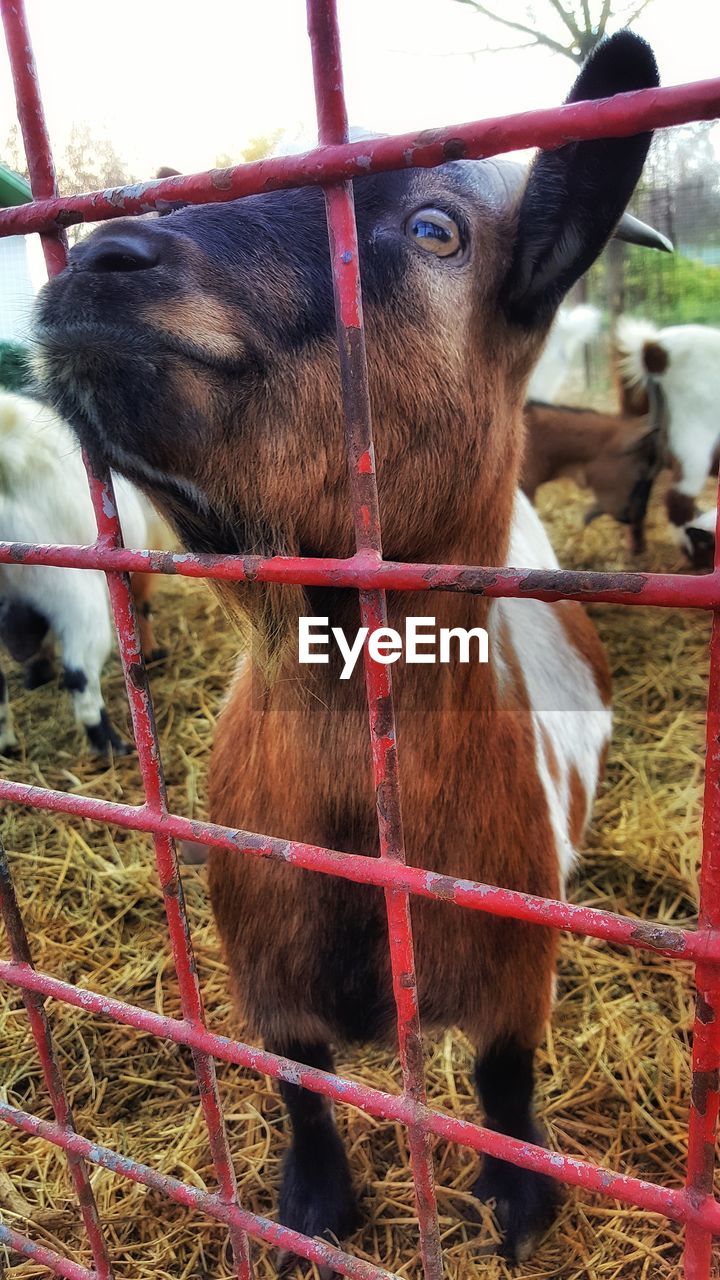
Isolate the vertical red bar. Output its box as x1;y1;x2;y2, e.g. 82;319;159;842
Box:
684;508;720;1279
306;3;443;1276
0;839;114;1279
1;6;253;1276
1;0;66;275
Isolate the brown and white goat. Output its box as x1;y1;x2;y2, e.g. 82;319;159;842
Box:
521;400;662;553
615;317;720;537
36;32;661;1265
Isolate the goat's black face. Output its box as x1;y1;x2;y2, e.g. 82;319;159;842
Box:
36;31;659;562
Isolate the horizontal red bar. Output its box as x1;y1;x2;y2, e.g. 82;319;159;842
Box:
0;778;715;962
0;1220;95;1280
0;541;717;609
0;78;718;238
1;1007;719;1234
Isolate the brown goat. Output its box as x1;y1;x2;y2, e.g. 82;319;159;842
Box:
521;400;662;553
36;32;662;1268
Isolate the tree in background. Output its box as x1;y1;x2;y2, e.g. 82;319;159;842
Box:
3;123;134;244
454;0;661;319
4;122;133;195
453;0;655;62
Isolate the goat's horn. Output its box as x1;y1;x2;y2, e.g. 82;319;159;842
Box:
614;212;673;252
486;160;672;252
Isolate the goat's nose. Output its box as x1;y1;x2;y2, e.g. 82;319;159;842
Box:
76;229;161;274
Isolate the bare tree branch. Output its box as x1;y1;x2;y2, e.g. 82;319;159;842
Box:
471;38;550;53
623;0;656;25
598;0;613;35
546;0;583;41
453;0;579;60
455;0;657;65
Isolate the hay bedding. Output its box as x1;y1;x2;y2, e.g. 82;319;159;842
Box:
0;474;715;1280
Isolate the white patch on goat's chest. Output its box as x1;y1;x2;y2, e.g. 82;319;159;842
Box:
491;494;611;886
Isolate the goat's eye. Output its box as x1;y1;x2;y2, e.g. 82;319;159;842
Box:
406;208;462;257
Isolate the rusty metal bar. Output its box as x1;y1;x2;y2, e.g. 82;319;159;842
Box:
1;76;719;239
684;503;720;1277
83;485;255;1280
3;542;720;609
3;1067;720;1236
0;774;715;962
0;0;67;272
0;839;114;1278
309;1;441;1271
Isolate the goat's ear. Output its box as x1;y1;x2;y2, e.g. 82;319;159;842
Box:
501;31;659;328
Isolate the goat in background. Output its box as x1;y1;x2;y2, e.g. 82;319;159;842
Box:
0;391;173;756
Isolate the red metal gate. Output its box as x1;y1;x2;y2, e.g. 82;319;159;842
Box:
1;2;720;1276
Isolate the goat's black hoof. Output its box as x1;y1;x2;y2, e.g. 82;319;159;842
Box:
85;710;134;758
472;1152;561;1265
147;647;168;663
276;1136;360;1274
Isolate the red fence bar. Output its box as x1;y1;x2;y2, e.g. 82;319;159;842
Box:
3;538;720;608
0;840;114;1279
3;1050;720;1238
0;1221;95;1280
0;0;66;272
0;775;717;962
6;949;719;1232
684;530;720;1275
1;77;720;238
308;1;443;1273
80;374;254;1280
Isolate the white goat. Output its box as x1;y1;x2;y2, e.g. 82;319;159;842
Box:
615;317;720;535
0;391;173;755
528;304;601;402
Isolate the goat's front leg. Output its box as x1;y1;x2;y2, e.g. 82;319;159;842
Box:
473;1037;561;1263
269;1039;360;1270
55;573;132;756
0;662;18;754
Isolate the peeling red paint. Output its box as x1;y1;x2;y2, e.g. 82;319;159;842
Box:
2;79;720;238
1;540;718;608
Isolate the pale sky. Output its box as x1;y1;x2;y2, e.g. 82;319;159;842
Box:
1;0;717;182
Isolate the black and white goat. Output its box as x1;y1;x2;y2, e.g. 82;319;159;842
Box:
0;391;173;755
